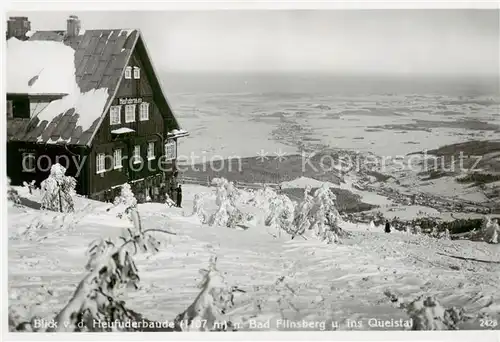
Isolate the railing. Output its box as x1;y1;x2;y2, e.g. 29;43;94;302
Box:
179;175;281;191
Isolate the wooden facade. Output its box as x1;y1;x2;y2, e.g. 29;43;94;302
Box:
6;25;185;203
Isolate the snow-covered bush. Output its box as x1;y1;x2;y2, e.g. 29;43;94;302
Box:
480;217;499;244
411;225;422;235
113;183;137;208
208;178;247;228
192;193;208;223
208;197;247;228
247;186;277;210
404;296;465;330
40;164;76;213
174;256;237;331
212;178;240;205
439;228;451;240
7;177;21;205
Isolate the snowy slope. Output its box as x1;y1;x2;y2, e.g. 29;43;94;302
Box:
8;184;500;331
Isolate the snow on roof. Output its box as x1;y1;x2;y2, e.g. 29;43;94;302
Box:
7;37;77;95
111;127;135;134
120;29;134;37
36;88;109;143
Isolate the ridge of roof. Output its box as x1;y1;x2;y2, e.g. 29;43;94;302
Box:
7;28;140;146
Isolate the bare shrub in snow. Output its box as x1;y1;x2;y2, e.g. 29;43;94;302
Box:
174;256;238;331
192;193;208;223
40;164;76;213
23;180;36;195
403;296;465;330
7;177;21;205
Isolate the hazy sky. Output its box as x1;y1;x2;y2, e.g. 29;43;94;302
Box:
9;10;500;75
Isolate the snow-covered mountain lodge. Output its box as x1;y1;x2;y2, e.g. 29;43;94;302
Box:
6;15;188;202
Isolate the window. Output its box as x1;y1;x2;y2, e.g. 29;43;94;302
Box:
113;149;122;169
96;153;105;174
139;102;149;121
147;142;155;160
133;145;141;164
110;105;121;125
165;140;176;161
125;104;136;123
125;66;132;79
22;153;35;173
7;100;13;118
133;67;140;79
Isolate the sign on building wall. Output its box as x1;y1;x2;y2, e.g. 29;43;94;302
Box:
165;140;176;160
118;98;143;105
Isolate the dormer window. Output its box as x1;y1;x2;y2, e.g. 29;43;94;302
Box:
125;66;132;79
133;67;140;79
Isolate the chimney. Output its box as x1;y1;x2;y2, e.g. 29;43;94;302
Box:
66;15;81;38
6;16;31;40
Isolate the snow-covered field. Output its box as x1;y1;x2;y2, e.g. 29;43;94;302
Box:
8;184;500;331
168;91;500;161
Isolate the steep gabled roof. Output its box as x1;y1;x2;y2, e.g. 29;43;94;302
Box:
6;29;181;147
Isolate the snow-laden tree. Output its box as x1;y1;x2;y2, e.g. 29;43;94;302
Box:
264;194;295;236
211;178;240;205
110;183;138;219
481;217;499;244
7;177;21;205
113;183;137;208
308;184;345;243
192;193;209;224
40;164;76;213
291;194;314;238
208;197;246;228
174;256;237;331
43;207;176;332
247;186;278;211
208;178;247;228
290;184;345;243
